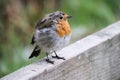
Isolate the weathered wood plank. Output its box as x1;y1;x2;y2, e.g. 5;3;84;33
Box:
1;21;120;80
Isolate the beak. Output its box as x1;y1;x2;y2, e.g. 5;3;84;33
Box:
67;15;72;19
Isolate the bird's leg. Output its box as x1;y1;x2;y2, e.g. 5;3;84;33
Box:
46;53;54;64
52;51;65;60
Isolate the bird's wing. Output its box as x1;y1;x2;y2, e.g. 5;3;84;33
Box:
30;19;46;45
31;19;53;44
35;19;46;29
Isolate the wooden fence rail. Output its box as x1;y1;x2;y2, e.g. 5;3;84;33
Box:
1;21;120;80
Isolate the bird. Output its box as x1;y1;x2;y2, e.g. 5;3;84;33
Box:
29;11;72;64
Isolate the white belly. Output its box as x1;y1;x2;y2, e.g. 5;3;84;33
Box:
34;28;71;53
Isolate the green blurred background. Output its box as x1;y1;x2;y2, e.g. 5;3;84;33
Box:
0;0;120;78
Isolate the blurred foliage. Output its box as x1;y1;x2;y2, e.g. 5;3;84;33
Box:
0;0;120;78
62;0;120;28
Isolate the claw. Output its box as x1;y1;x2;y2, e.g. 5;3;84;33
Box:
46;59;54;64
52;55;65;60
53;51;66;60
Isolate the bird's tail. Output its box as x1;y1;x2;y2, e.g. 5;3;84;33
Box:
29;46;41;59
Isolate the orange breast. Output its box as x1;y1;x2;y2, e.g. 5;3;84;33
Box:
56;20;71;37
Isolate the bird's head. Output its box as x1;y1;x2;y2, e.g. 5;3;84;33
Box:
47;11;72;23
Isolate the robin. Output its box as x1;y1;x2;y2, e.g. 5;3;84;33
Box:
29;11;72;64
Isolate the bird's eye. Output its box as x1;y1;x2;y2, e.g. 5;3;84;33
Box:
60;17;63;19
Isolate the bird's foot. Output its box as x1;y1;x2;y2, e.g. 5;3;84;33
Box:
46;59;54;64
52;55;65;60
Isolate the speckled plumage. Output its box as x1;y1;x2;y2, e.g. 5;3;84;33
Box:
29;11;72;64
